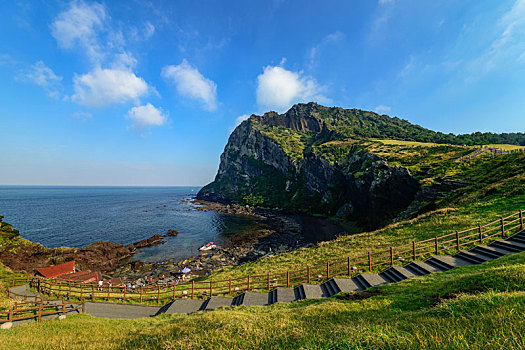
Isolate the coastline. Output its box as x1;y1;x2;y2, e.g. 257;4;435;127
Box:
0;199;354;286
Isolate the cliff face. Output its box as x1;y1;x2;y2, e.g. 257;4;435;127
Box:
198;103;420;229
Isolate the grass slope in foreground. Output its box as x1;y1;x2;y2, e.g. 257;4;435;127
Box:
1;250;525;349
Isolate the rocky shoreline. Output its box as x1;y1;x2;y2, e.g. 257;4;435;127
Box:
110;200;313;285
1;199;350;286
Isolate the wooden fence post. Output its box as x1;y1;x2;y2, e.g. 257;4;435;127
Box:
247;275;250;291
62;297;66;315
82;299;85;314
172;284;175;300
368;252;372;271
228;279;231;296
209;281;213;297
326;262;330;279
479;225;482;242
501;218;505;238
307;266;311;284
347;256;351;276
140;288;143;303
412;241;416;261
286;271;290;288
456;231;460;251
191;280;195;299
157;286;160;303
435;237;438;254
107;284;110;301
520;210;523;230
390;247;394;266
8;309;13;322
267;273;270;291
38;301;42;322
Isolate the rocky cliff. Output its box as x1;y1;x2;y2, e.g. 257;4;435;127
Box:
198;103;421;229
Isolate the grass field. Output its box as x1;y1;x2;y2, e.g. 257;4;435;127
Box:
1;250;525;349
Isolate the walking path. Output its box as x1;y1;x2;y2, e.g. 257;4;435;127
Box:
6;230;525;326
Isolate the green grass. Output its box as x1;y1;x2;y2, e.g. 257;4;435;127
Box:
1;250;525;349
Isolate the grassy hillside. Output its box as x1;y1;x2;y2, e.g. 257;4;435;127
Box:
203;150;525;281
1;250;524;349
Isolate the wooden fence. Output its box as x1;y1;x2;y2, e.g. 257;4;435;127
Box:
7;210;525;305
0;295;84;323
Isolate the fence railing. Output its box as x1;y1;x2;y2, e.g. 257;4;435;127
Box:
7;210;525;305
0;296;84;323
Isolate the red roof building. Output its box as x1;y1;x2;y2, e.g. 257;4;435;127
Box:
56;270;102;283
36;261;75;278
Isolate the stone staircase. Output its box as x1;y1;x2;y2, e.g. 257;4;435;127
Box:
157;230;525;315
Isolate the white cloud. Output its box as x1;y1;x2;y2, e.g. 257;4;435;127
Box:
162;59;218;111
309;31;343;69
72;111;93;121
374;105;392;114
112;51;137;70
143;22;155;40
23;61;63;99
477;0;525;70
126;103;168;131
235;114;250;126
256;64;330;112
72;67;149;107
51;1;107;63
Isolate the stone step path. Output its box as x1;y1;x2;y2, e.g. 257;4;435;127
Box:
6;230;525;324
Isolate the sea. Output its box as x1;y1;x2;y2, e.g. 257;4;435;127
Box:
0;186;268;263
0;186;354;263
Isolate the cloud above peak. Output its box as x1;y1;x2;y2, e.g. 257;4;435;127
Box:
256;64;330;112
51;1;107;63
22;61;63;99
127;103;167;131
72;67;149;107
162;59;218;111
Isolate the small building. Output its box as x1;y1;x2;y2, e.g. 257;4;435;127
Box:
56;270;102;283
36;261;75;278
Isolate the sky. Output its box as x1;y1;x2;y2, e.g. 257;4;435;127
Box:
0;0;523;186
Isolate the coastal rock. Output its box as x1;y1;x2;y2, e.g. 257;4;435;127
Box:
197;102;420;229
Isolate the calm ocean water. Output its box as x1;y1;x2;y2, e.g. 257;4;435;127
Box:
0;186;265;262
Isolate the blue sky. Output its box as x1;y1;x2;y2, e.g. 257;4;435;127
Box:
0;0;523;186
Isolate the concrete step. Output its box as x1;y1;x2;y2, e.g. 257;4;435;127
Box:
403;261;439;276
379;268;403;283
295;284;326;299
352;273;387;291
201;296;233;311
321;279;339;297
381;266;417;283
425;257;453;271
269;288;297;304
235;292;270;306
490;240;525;253
163;299;205;314
454;251;490;265
507;235;525;245
427;255;474;270
331;278;360;293
470;245;508;259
